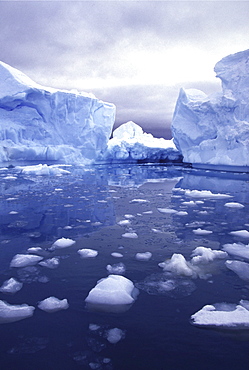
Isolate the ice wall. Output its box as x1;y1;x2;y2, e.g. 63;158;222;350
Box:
171;49;249;171
0;61;115;163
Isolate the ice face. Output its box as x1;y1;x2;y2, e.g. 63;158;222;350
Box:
0;61;115;164
100;121;182;163
171;49;249;170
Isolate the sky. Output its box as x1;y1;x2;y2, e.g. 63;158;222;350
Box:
0;1;249;138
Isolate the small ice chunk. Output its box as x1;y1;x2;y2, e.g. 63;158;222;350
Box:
117;220;131;226
0;278;23;294
191;247;227;264
124;214;135;219
192;228;213;235
111;252;123;258
39;258;60;269
175;211;188;216
9;211;18;215
157;208;177;214
106;263;126;274
52;237;76;249
222;243;249;260
89;323;101;331
122;232;138;239
77;249;98;258
10;254;43;268
225;260;249;281
0;300;35;323
182;201;196;206
229;230;249;239
27;247;43;254
106;328;125;344
38;297;69;313
224;202;245;208
135;252;152;261
191;302;249;328
158;254;194;277
85;275;138;312
129;199;149;203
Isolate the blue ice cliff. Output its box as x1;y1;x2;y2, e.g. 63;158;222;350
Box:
171;49;249;171
0;61;115;163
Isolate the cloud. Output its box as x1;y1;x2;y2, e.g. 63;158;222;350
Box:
0;1;248;137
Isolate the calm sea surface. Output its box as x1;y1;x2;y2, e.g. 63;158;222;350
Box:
0;163;248;370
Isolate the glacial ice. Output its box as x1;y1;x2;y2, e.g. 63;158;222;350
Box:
172;49;249;170
38;296;69;313
85;274;138;313
100;121;182;163
191;301;249;329
0;61;115;164
0;300;35;324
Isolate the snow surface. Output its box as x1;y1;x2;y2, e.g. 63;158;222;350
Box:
100;121;182;163
38;296;69;313
85;274;138;312
172;49;249;170
0;300;35;323
191;301;249;329
0;61;115;164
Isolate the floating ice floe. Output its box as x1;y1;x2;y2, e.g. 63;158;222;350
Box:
52;237;76;249
77;249;98;258
157;208;178;214
224;202;245;208
39;258;60;269
10;254;43;268
0;278;23;294
38;296;69;313
111;252;123;258
106;328;125;344
0;300;35;324
135;252;152;261
129;199;149;203
106;263;126;275
229;230;249;239
17;164;71;176
27;247;43;254
191;300;249;329
225;260;249;281
122;232;138;239
159;247;228;279
85;274;138;313
192;228;213;235
222;243;249;260
117;219;131;226
184;189;232;199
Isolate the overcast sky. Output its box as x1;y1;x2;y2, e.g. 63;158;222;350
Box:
1;1;249;138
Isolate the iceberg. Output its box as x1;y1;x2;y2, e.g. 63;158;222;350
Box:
100;121;182;163
0;61;115;164
171;49;249;171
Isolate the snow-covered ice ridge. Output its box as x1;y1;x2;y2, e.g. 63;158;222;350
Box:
172;49;249;171
100;121;182;163
0;61;115;164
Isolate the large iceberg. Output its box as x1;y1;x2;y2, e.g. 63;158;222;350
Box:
0;61;115;163
171;49;249;171
100;121;182;163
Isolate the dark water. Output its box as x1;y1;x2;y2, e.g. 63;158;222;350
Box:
0;164;248;370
